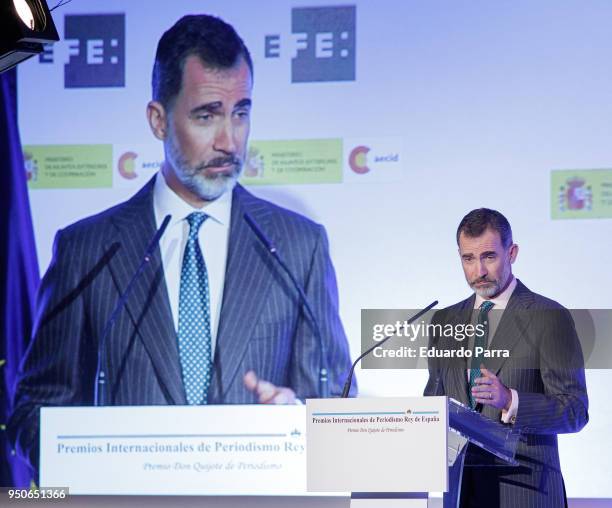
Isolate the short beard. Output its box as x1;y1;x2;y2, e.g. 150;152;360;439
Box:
469;264;512;299
472;282;502;299
165;129;243;202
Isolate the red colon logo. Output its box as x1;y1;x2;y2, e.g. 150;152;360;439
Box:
348;145;370;174
118;151;138;180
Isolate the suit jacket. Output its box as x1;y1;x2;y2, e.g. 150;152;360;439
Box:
424;280;588;508
9;177;354;471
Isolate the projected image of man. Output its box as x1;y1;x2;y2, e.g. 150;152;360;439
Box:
9;14;354;475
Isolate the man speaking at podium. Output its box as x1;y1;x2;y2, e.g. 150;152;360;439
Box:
424;208;588;508
9;15;353;474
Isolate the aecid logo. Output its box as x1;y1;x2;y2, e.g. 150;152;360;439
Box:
116;150;161;181
348;145;399;175
118;151;138;179
349;146;370;174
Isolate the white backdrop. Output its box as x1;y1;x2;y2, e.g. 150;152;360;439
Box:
18;0;612;497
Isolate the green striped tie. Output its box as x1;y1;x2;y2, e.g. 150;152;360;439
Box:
468;300;494;408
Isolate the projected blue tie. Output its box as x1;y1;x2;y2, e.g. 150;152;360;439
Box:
177;212;212;405
468;300;494;408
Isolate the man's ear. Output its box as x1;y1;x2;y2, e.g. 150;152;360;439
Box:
509;243;519;264
147;101;168;141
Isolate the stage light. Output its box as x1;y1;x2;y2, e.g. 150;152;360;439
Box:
0;0;59;73
14;0;36;30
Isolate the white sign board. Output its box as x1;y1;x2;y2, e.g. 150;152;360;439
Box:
306;397;448;493
40;405;307;495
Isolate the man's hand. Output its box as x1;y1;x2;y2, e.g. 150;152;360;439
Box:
243;370;296;404
471;365;512;410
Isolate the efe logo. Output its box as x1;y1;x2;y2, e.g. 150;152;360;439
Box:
39;14;125;88
264;6;356;83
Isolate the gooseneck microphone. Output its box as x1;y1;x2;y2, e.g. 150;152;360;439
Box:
341;300;439;398
94;214;172;406
243;212;329;398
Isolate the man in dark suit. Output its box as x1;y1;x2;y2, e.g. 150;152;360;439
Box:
425;208;588;508
9;15;353;473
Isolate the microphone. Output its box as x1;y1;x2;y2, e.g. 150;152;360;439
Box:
243;212;329;398
94;214;172;406
426;317;444;397
341;300;438;398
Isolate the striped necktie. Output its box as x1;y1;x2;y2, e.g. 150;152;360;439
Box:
468;300;494;408
177;212;212;405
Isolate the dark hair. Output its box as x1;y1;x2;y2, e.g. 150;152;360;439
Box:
456;208;513;248
152;15;253;110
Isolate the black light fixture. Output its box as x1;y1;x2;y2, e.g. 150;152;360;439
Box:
0;0;59;73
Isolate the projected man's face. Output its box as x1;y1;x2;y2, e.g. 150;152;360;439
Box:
458;228;518;299
158;55;252;204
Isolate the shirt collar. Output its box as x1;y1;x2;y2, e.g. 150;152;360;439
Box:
474;276;517;310
153;171;233;228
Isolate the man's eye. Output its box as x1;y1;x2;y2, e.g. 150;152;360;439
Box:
197;114;212;121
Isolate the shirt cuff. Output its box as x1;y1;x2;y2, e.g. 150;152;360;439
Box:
501;388;518;424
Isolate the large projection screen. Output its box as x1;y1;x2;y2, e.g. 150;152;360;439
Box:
17;0;612;498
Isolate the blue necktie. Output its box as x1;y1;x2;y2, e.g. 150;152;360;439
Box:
468;300;494;408
177;212;212;405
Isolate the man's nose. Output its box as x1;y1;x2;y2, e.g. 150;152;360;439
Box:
213;120;237;154
476;260;487;278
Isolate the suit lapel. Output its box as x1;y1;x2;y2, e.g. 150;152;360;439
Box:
441;281;534;410
210;185;276;401
106;178;185;405
486;279;534;376
441;295;474;405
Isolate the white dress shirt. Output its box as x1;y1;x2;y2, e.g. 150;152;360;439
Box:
153;172;232;356
473;276;519;424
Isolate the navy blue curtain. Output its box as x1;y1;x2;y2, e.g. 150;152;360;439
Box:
0;68;39;488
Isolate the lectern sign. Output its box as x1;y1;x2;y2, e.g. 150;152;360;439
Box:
306;397;448;493
40;405;307;495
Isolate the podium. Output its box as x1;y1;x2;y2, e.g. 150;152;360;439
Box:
444;398;520;508
306;397;520;508
39;398;519;506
